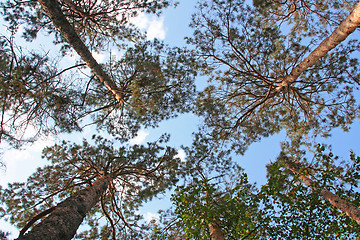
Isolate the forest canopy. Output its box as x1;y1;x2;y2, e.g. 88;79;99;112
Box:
1;0;360;239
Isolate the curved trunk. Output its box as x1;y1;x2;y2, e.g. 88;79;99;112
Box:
17;175;111;240
285;160;360;225
277;1;360;91
37;0;125;103
208;222;226;240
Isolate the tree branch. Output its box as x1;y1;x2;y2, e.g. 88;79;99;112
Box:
37;0;125;103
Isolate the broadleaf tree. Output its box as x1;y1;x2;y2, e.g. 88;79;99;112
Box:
164;170;263;240
262;145;360;238
149;136;268;240
152;145;360;239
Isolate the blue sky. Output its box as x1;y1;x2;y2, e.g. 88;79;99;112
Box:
1;0;360;237
0;1;197;236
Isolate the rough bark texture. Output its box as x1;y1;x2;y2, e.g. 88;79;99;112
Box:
17;176;111;240
208;222;226;240
37;0;125;103
285;160;360;225
277;1;360;91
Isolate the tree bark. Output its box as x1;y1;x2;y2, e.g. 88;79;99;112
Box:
37;0;125;103
202;177;226;240
208;222;226;240
17;175;111;240
276;1;360;91
284;159;360;225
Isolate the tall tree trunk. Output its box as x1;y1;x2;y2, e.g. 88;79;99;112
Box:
208;222;226;240
284;159;360;225
37;0;125;103
203;182;226;240
17;175;111;240
276;1;360;91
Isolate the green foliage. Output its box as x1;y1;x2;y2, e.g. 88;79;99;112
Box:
0;31;196;145
150;144;360;239
79;39;196;140
1;0;360;238
0;0;196;146
263;145;360;239
0;34;86;147
169;173;260;239
1;135;184;238
0;0;196;147
253;0;359;39
179;130;235;177
1;0;174;50
188;0;360;153
150;163;267;239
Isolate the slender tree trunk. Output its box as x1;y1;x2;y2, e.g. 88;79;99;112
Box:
276;1;360;91
208;222;226;240
17;175;111;240
37;0;125;103
284;159;360;225
203;181;226;240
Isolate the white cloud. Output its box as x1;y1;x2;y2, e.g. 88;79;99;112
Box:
31;135;55;152
143;212;159;223
146;17;166;40
111;50;124;61
130;13;166;40
128;130;149;145
0;137;54;237
0;220;18;239
130;13;149;29
0;136;54;186
175;149;186;162
92;52;105;63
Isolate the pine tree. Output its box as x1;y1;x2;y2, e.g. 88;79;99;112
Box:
0;0;196;145
189;0;360;153
1;0;172;46
1;135;183;239
0;34;85;147
275;1;360;92
0;1;196;237
253;0;359;39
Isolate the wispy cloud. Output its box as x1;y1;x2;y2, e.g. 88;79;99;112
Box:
0;136;54;186
130;13;166;40
143;212;160;222
92;51;106;63
146;17;166;40
128;129;149;145
175;149;186;162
